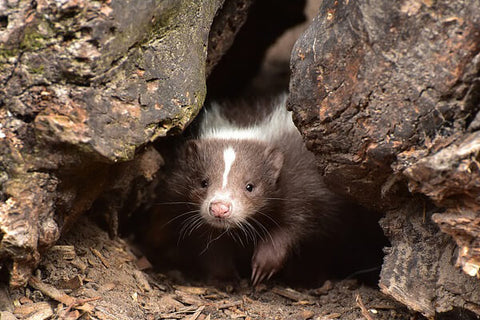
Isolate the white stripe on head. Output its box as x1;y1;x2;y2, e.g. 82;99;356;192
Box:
222;147;236;189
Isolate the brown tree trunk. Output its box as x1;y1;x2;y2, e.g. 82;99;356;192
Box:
288;0;480;316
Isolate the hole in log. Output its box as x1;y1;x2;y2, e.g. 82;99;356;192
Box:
0;16;8;29
0;259;12;284
133;0;388;290
437;308;480;320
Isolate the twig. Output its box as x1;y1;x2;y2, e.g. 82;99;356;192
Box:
216;300;243;310
90;247;110;268
29;276;75;305
59;297;102;319
28;276;98;313
271;287;312;302
355;293;375;320
188;305;205;320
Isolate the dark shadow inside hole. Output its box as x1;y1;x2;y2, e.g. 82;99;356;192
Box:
280;203;388;287
0;259;12;286
436;308;480;320
0;16;8;29
207;0;307;100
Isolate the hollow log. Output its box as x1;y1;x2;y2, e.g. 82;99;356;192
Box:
288;0;480;316
2;0;480;317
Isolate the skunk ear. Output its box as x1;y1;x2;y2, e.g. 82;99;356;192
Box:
264;147;284;181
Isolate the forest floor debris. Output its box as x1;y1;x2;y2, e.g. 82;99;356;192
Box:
3;218;417;319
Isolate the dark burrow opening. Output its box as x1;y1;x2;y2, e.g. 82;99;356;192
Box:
127;0;389;291
133;182;389;289
0;15;8;30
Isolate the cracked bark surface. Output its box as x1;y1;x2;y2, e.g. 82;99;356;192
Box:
0;0;252;287
288;0;480;317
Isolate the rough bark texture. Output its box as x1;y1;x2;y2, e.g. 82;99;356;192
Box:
0;0;254;287
288;0;480;317
206;0;253;77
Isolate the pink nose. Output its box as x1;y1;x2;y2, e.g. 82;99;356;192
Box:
209;201;231;218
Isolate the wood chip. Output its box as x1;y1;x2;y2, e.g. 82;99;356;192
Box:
292;300;315;306
59;309;81;320
70;258;88;273
60;275;84;290
131;292;138;302
215;300;243;310
90;247;110;268
135;256;153;271
87;258;97;267
242;295;254;304
161;305;200;319
49;245;76;260
14;302;53;320
370;303;397;310
313;280;333;295
223;308;247;318
188;305;205;320
175;290;204;306
202;293;225;300
271;287;313;302
157;295;184;313
133;270;152;292
299;310;315;320
175;286;208;295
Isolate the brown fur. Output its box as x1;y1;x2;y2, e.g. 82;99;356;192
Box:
162;115;339;284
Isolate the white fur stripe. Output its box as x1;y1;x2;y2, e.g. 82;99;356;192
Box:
222;147;236;189
200;94;296;142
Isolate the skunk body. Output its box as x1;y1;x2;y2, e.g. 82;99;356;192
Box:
166;95;338;284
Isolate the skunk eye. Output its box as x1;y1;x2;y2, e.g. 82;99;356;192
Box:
245;183;254;192
201;179;209;188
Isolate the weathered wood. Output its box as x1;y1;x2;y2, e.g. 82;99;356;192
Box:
206;0;253;77
380;205;480;316
288;0;480;316
0;0;251;287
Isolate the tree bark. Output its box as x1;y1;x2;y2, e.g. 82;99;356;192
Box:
288;0;480;316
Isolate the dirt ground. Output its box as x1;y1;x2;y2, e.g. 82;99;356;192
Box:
0;217;420;320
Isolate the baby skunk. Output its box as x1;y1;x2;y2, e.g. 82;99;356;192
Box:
164;94;338;285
